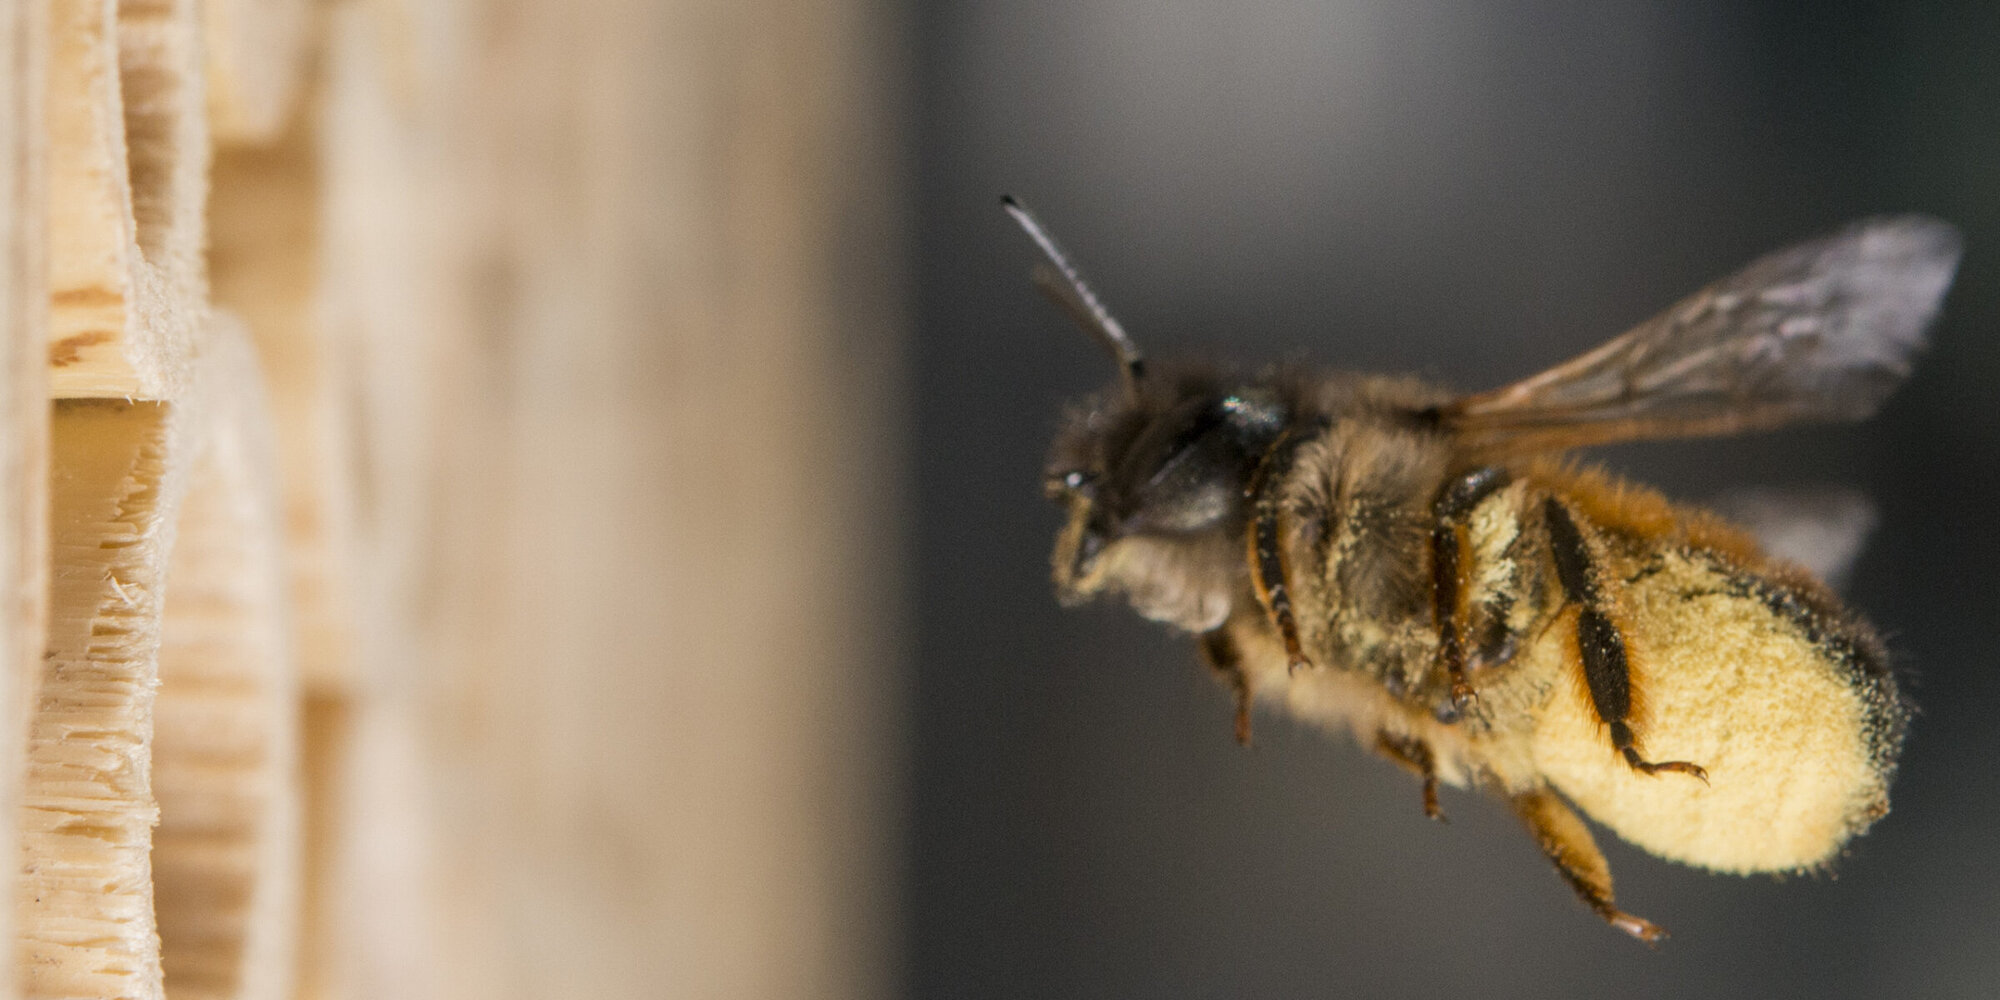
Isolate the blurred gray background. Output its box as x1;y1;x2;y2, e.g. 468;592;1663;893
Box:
910;3;2000;997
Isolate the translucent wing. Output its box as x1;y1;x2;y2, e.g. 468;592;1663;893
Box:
1711;487;1876;591
1444;216;1962;454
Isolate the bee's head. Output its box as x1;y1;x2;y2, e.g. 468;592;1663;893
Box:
1043;367;1287;627
1004;196;1288;629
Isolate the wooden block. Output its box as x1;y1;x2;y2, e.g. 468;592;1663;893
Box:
23;395;181;1000
0;3;51;1000
47;0;208;400
210;84;362;1000
202;0;315;144
152;319;299;1000
317;3;451;648
210;103;356;693
389;1;907;997
22;320;296;1000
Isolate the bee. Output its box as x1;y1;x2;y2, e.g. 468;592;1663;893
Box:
1005;196;1961;943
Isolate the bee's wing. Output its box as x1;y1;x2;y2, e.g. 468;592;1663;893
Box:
1711;487;1876;592
1444;216;1962;454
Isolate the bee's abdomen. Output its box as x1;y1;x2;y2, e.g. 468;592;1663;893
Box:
1524;545;1904;874
1725;568;1907;803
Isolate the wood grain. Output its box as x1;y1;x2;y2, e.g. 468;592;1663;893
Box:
25;396;183;1000
0;2;49;998
47;0;207;399
152;320;299;1000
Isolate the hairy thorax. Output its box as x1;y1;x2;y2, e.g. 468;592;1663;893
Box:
1279;420;1457;711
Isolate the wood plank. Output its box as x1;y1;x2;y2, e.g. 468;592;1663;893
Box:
202;0;315;143
23;322;293;1000
23;395;180;1000
0;2;50;999
152;319;299;1000
388;1;907;997
47;0;208;400
210;99;354;693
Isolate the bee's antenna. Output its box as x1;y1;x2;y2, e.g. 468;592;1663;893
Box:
1001;195;1146;395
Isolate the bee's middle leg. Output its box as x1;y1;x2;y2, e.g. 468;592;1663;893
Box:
1541;497;1707;783
1430;467;1513;713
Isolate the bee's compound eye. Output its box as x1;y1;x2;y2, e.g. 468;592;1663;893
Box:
1046;469;1096;499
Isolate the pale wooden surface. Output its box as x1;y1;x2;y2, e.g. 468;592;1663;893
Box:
299;10;457;996
26;397;184;1000
23;0;905;997
209;89;351;694
152;321;298;1000
30;6;298;994
338;1;907;996
0;2;48;998
46;0;139;389
25;325;297;1000
202;0;312;144
455;5;900;997
47;0;207;399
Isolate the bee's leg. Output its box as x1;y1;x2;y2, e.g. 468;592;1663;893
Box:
1430;467;1513;712
1541;498;1708;783
1198;629;1254;747
1511;788;1666;944
1249;503;1311;674
1246;433;1313;673
1373;731;1445;821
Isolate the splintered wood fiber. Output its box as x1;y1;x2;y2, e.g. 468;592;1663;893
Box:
23;399;180;1000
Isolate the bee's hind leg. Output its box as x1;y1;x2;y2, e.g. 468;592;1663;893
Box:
1373;730;1445;822
1511;787;1666;945
1540;497;1707;783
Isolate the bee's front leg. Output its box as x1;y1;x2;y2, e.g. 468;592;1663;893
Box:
1246;431;1314;674
1511;787;1666;945
1373;730;1445;822
1198;628;1254;747
1429;467;1514;716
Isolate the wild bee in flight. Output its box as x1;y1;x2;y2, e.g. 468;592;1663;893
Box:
1005;196;1960;942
